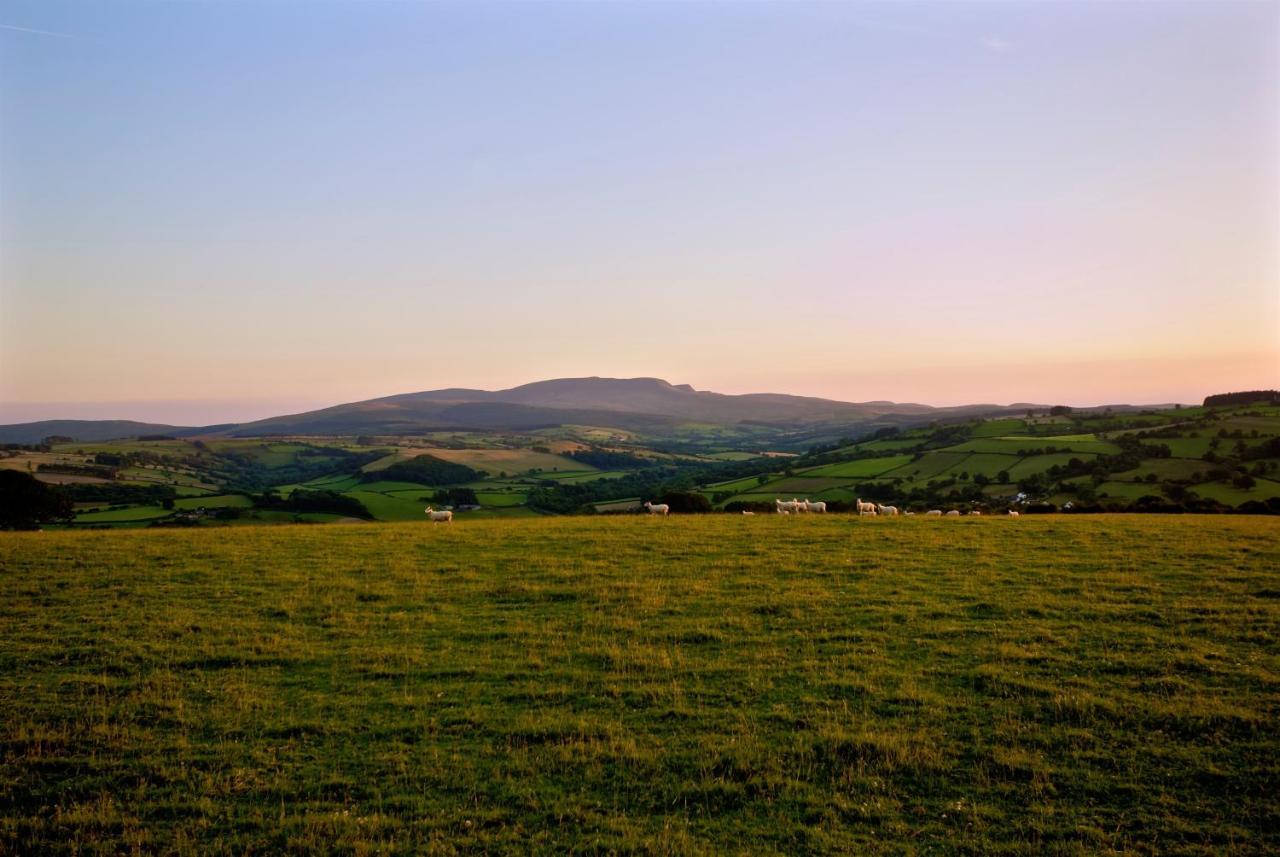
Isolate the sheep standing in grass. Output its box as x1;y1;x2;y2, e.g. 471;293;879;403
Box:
424;507;453;524
945;510;961;517
776;499;802;514
1007;510;1020;518
926;510;943;517
802;500;827;513
856;498;877;515
877;504;899;517
741;510;755;516
644;501;669;517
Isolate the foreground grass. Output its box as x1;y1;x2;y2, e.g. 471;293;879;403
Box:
1;516;1277;855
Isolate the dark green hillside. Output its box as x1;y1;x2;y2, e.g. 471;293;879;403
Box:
702;402;1280;513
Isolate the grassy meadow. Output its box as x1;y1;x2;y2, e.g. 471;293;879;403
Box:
2;515;1278;854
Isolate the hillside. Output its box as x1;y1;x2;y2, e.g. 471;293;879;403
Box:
702;402;1280;514
0;419;197;445
2;378;1046;444
2;517;1277;853
6;397;1278;529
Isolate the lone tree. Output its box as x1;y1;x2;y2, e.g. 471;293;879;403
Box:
0;471;73;530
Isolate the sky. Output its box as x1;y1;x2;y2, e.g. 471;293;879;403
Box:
1;0;1277;424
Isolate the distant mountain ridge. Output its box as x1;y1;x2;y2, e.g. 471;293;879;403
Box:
2;376;1058;442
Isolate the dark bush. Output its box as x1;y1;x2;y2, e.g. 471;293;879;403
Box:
0;471;73;529
367;454;480;486
656;491;711;514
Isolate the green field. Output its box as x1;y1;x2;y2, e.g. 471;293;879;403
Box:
882;452;970;481
472;491;528;507
2;516;1276;854
73;505;172;523
1191;478;1280;506
951;437;1122;456
802;454;914;478
174;493;254;510
343;490;430;521
972;418;1027;437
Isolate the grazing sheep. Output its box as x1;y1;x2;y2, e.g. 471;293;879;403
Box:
742;510;755;516
904;511;916;516
1007;510;1020;518
877;504;899;517
855;498;877;515
969;510;982;516
926;509;943;517
424;507;453;524
945;510;961;517
644;501;670;516
776;499;803;514
803;500;827;513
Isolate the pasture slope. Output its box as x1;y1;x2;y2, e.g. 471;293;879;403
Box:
2;516;1278;855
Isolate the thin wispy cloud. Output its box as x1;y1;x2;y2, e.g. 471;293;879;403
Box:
0;22;92;41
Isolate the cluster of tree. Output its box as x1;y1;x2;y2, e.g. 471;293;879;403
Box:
92;450;170;468
534;452;802;514
654;491;711;513
566;448;651;470
253;489;371;519
0;471;73;529
1203;391;1279;408
36;462;118;479
55;483;177;505
366;454;480;486
1;442;52;453
217;446;386;492
431;487;479;507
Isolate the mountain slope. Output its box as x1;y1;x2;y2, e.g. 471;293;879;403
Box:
0;420;196;445
2;378;1053;442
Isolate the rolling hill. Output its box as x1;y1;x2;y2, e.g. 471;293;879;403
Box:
0;419;201;445
3;377;1048;443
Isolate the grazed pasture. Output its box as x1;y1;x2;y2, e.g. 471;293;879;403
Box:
1;516;1277;854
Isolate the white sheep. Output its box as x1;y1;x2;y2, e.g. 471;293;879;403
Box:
644;501;670;516
424;507;453;524
969;510;982;516
855;498;877;515
803;500;827;513
945;510;961;517
1007;510;1020;518
904;511;916;516
741;510;755;516
877;504;899;517
776;498;802;514
926;509;943;517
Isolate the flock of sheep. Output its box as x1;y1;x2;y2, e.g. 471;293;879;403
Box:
770;498;1012;517
426;498;1018;523
646;498;1018;518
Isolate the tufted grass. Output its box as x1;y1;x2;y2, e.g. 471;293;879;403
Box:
1;515;1277;855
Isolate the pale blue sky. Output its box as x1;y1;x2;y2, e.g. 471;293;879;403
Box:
1;0;1276;423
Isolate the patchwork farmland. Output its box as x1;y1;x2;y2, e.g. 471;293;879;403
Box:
3;402;1279;527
